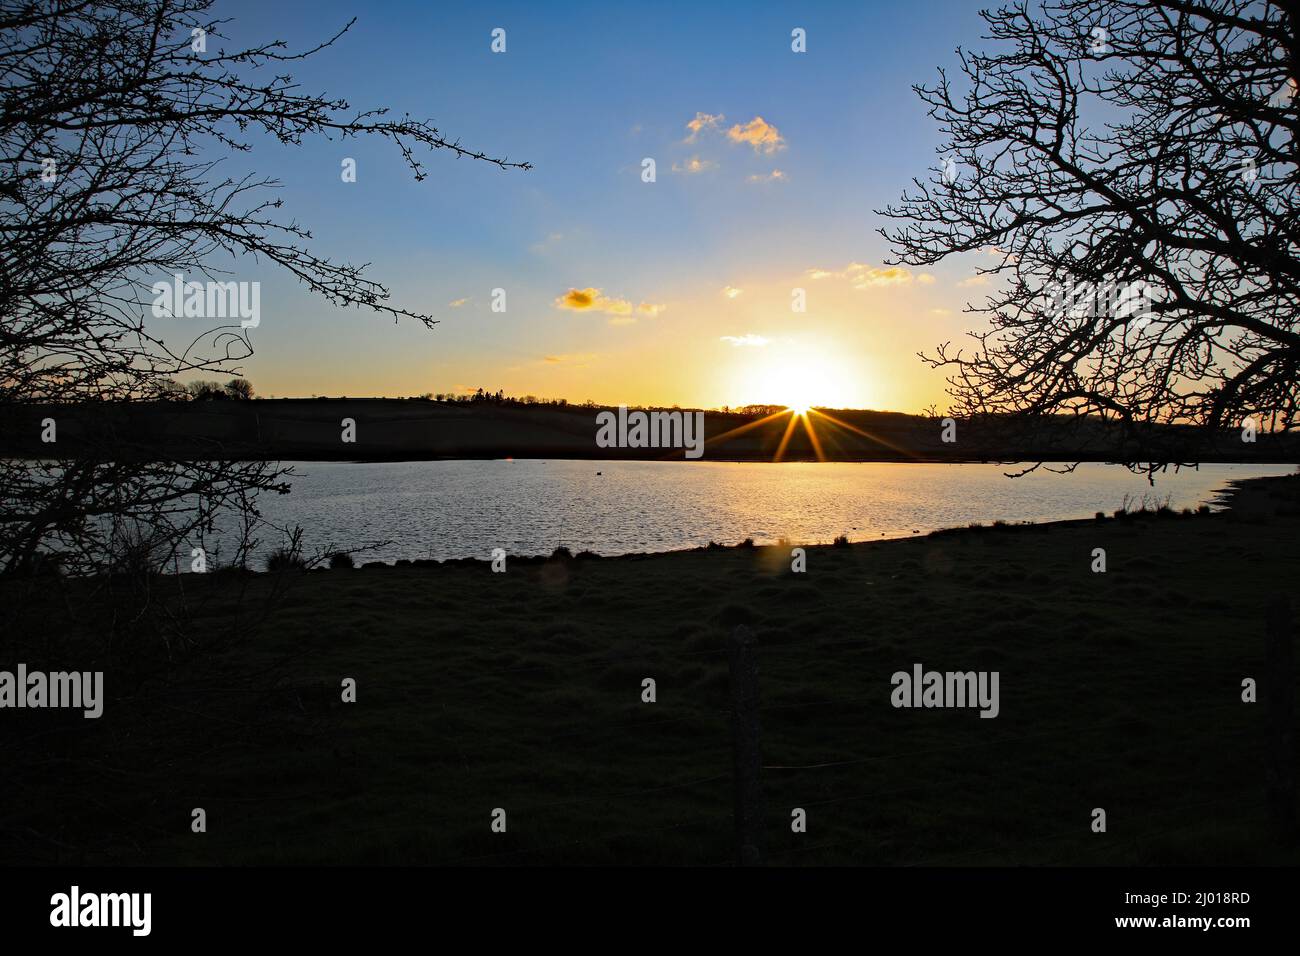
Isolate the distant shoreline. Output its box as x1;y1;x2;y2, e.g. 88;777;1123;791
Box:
3;398;1298;464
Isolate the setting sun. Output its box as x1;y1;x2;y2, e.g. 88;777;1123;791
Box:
779;366;822;413
729;348;868;412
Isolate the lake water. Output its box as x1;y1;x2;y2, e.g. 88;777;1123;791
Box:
243;460;1297;564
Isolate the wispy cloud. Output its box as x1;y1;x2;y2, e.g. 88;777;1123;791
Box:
806;262;932;289
721;334;770;347
722;286;743;298
980;245;1019;264
555;287;665;323
958;274;990;287
542;352;597;367
448;297;469;307
530;232;564;254
684;111;724;143
727;116;785;154
747;169;787;183
671;155;717;175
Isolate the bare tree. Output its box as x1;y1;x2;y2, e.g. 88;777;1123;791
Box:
880;0;1298;465
186;379;226;400
224;378;253;400
0;0;528;574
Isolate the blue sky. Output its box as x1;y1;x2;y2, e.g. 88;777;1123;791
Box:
175;0;996;410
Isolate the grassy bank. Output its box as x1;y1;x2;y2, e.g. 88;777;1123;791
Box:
2;474;1298;865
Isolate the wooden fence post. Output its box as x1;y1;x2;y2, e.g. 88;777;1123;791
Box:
729;624;765;865
1265;597;1296;842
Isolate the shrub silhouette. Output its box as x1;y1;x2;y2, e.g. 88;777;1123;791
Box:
265;548;307;572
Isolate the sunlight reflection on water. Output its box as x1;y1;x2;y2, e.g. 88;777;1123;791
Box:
231;460;1296;564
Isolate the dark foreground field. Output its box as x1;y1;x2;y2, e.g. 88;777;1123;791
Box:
3;473;1298;866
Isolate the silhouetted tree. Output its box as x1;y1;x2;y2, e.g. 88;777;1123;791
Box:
186;380;226;400
881;0;1298;462
0;0;528;574
224;378;254;400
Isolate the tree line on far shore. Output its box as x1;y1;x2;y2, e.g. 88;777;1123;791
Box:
159;383;782;416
